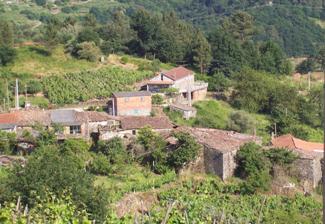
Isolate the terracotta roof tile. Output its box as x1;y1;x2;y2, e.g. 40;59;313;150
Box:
272;134;323;153
162;66;194;81
0;112;19;124
120;116;173;130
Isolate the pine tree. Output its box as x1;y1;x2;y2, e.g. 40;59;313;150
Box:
190;30;212;74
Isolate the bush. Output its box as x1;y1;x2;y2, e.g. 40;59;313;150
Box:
152;94;164;105
264;148;298;166
93;137;128;165
27;79;43;94
236;143;272;194
168;132;200;170
88;153;111;175
76;42;101;62
0;46;16;66
120;56;129;64
227;110;256;134
2;146;109;221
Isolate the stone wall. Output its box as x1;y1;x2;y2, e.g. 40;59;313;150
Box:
291;157;319;192
222;150;238;180
192;88;207;102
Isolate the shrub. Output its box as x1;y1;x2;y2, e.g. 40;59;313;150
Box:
264;148;298;166
137;126;166;152
0;46;16;66
152;94;164;105
88;153;111;175
227;110;256;134
27;79;43;94
235;143;272;194
93;137;128;165
168;132;200;170
76;41;100;62
120;56;129;64
2;146;109;221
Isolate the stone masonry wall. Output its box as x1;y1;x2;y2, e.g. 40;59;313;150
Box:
192;88;207;102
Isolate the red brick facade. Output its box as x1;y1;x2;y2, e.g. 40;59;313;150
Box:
113;93;152;116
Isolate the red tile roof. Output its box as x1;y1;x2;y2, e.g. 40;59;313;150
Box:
162;66;194;81
0;112;19;124
272;134;323;153
120;116;173;130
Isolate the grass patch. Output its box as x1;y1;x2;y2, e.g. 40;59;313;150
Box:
94;164;176;202
3;45;99;76
165;99;272;143
19;96;49;109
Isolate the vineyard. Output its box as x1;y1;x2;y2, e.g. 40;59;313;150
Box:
122;177;322;223
42;67;152;104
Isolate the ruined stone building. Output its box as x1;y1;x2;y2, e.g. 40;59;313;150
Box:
176;127;262;180
271;134;323;191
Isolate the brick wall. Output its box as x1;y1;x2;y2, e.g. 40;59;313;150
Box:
114;95;152;116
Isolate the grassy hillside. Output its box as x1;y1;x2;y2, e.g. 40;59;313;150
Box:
165;100;272;142
4;46;100;76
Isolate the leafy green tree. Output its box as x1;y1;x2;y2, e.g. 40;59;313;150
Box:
77;28;100;46
227;111;256;134
222;11;255;42
137;126;166;153
93;137;128;165
296;58;317;74
43;17;61;52
0;131;16;155
2;146;109;221
264;148;298;166
76;42;100;62
0;46;16;66
189;30;212;74
231;68;273;113
27;79;42;94
152;94;164;105
207;72;231;92
236;143;271;194
259;41;292;75
88;153;111;175
0;20;14;47
208;29;246;74
315;46;325;74
168;132;200;170
99;12;135;54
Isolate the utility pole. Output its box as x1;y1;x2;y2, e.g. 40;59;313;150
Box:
6;79;10;110
308;71;311;91
15;79;19;110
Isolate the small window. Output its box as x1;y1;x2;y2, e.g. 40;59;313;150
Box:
161;74;163;81
140;96;144;102
124;97;129;102
70;125;81;134
132;130;136;135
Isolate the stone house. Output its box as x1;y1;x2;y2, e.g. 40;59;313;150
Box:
145;66;208;103
99;116;174;140
176;127;262;180
169;103;197;120
110;91;152;116
271;134;323;191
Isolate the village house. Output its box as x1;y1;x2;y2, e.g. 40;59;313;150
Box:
99;116;173;140
110;91;152;116
175;127;262;180
271;134;323;191
145;66;208;103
